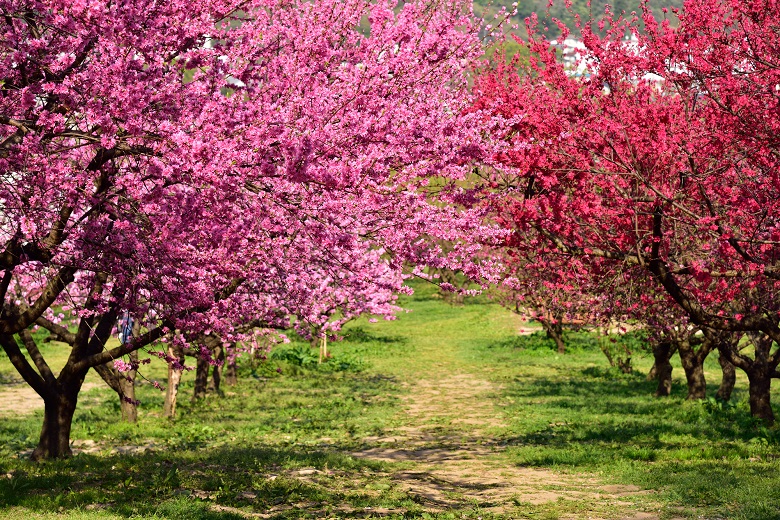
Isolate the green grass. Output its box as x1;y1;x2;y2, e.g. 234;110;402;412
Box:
0;281;778;519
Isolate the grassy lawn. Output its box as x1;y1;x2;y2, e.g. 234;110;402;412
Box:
0;282;778;519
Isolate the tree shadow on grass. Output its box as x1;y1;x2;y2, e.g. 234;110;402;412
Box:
0;442;512;519
341;326;408;346
498;371;779;458
0;444;413;519
493;370;780;519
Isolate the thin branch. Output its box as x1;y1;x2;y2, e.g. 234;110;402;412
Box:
35;315;76;344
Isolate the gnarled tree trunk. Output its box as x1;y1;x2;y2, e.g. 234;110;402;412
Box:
2;290;121;460
747;367;774;424
705;330;741;402
225;352;238;387
676;335;712;400
677;341;705;400
716;351;736;402
651;340;676;397
745;333;776;424
714;330;778;424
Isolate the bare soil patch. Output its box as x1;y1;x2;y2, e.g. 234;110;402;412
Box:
0;381;100;417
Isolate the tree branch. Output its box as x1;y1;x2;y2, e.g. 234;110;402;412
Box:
0;268;13;306
19;329;56;385
42;205;73;251
0;333;49;398
35;316;76;345
71;272;108;350
72;320;173;372
92;362;122;393
0;266;76;334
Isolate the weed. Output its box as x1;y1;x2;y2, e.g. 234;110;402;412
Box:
271;344;319;367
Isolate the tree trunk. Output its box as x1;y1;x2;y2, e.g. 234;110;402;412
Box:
208;344;224;396
646;363;657;382
652;341;675;397
225;355;237;386
20;299;118;460
716;351;736;402
118;375;138;422
678;339;707;400
121;321;141;421
542;320;565;355
93;319;141;422
95;349;139;422
193;354;209;400
747;369;775;424
743;333;776;424
163;345;185;419
32;385;80;461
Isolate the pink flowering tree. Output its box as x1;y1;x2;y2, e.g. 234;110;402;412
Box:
289;251;406;361
475;0;780;421
0;0;493;459
183;250;406;406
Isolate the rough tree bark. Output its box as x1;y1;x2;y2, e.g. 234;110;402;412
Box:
745;333;776;423
747;366;774;423
675;334;711;400
0;301;119;459
650;340;676;397
193;334;223;400
193;354;209;400
710;329;778;424
34;382;81;460
716;351;736;402
118;351;139;422
225;346;238;387
207;343;225;395
700;330;740;402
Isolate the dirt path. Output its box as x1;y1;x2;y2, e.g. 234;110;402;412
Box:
0;380;101;418
352;371;664;519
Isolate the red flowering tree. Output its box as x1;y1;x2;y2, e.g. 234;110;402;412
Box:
476;0;780;421
491;247;603;354
0;0;492;459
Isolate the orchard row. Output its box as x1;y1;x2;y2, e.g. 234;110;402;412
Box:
1;0;778;460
